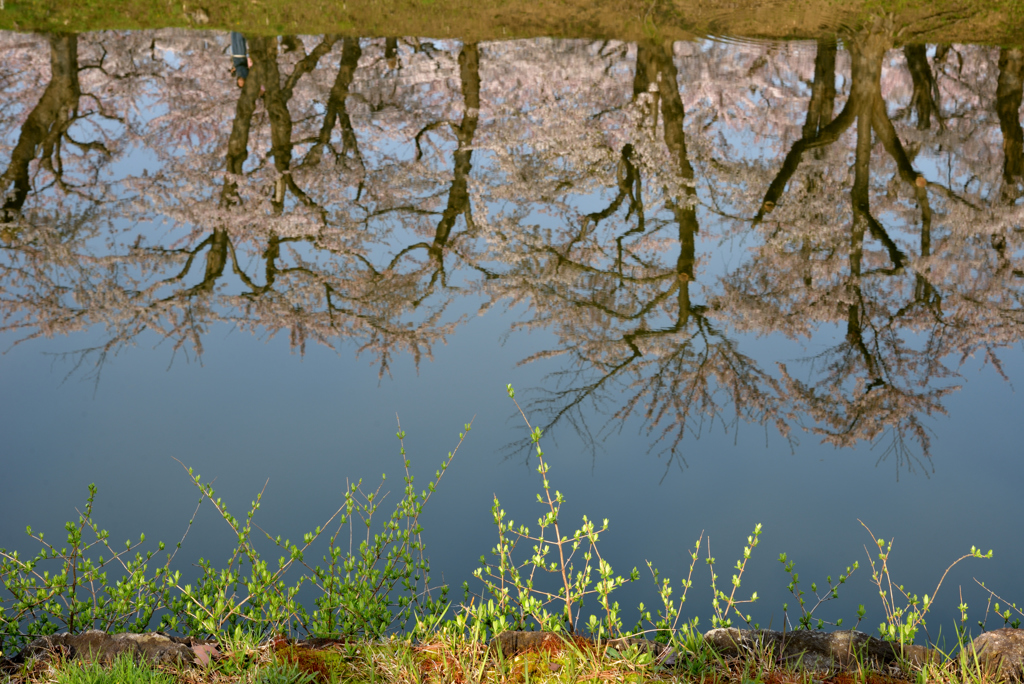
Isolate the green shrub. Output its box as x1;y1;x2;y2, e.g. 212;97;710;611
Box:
0;484;177;654
0;420;469;653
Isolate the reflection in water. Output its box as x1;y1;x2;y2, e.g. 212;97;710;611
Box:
1;28;1022;473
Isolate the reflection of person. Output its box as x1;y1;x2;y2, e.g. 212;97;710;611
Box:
230;32;250;88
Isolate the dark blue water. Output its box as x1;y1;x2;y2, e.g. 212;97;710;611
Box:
2;31;1023;647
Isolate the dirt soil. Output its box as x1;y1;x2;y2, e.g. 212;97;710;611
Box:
1;0;1022;45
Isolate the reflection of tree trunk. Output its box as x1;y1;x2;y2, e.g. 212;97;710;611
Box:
675;211;695;324
851;88;873;258
1;33;81;222
255;35;337;209
762;26;920;209
848;32;879;239
310;38;363;167
635;41;698;325
218;36;338;289
215;37;272;289
913;216;938;305
254;36;294;213
845;199;882;390
385;37;399;69
223;86;259;177
195;227;229;293
758;23;922;271
803;38;837;140
843;31;906;391
430;43;479;262
254;36;292;181
997;48;1024;199
794;38;838;284
221;37;264;207
861;37;928;258
903;44;938;130
755;37;849;221
238;35;334;215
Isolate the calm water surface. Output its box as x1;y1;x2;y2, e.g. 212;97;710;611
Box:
2;29;1023;642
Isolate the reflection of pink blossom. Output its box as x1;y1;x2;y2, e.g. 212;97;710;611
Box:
1;31;1022;465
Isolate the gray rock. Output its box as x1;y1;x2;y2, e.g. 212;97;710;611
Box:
703;627;938;673
185;7;210;24
970;629;1024;681
16;630;194;665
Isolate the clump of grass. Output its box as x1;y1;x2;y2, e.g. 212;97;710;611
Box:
465;384;764;656
52;653;175;684
254;657;318;684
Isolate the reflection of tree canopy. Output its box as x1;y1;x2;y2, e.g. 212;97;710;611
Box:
719;24;1024;469
1;28;1022;470
1;32;475;377
473;41;790;468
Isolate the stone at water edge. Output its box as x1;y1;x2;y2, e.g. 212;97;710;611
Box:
14;630;195;665
703;627;939;673
971;628;1024;681
185;7;210;23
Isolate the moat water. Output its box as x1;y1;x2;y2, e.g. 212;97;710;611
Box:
1;29;1023;644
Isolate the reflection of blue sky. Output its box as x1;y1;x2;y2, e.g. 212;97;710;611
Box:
156;45;183;70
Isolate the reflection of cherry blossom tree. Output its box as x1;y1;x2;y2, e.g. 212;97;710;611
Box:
1;34;470;379
722;28;1024;471
0;31;166;376
0;30;164;231
738;21;942;465
2;34;77;221
2;30;1023;471
384;41;482;294
471;41;789;469
138;35;475;374
1;34;102;224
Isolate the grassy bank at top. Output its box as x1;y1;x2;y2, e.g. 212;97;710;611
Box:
1;0;1023;46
